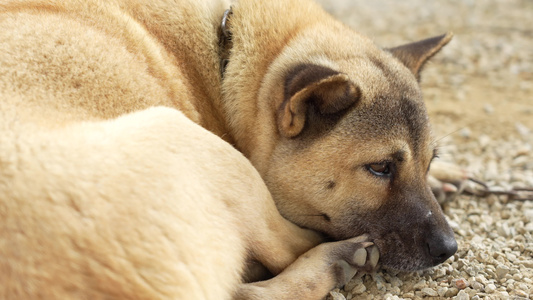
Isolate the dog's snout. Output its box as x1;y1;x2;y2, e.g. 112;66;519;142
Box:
426;233;457;264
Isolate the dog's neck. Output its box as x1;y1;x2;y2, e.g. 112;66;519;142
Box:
215;1;325;169
216;0;333;168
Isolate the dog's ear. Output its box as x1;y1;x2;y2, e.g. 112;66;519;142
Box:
388;32;453;79
278;64;359;138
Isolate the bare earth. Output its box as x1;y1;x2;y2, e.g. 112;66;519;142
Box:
315;0;533;299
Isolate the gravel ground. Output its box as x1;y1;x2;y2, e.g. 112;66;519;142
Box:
314;0;533;299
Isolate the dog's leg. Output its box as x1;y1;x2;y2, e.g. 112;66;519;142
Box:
235;235;378;300
246;208;324;277
242;220;323;283
236;190;324;282
429;160;469;203
224;166;324;278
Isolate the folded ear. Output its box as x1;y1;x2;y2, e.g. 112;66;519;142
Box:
387;32;453;79
278;64;359;138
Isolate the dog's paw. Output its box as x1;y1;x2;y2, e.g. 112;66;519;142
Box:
429;160;469;204
331;235;379;287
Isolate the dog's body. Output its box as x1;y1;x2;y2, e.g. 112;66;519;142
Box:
0;0;457;299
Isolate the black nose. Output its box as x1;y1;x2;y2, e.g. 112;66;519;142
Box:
427;233;457;264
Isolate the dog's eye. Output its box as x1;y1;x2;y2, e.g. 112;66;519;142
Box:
367;162;392;177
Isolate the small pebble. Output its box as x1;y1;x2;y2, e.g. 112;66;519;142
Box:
421;287;438;297
515;290;529;298
524;209;533;222
437;287;448;297
495;291;510;298
454;278;470;290
495;265;510;279
350;283;366;295
329;291;346;300
483;104;494;114
485;283;497;293
446;287;460;298
456;290;470;300
471;281;484;291
413;279;427;290
515;122;531;136
460;128;472;139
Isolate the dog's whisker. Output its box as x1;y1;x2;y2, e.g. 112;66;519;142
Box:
433;121;479;145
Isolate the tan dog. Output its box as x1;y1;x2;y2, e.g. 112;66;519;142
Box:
0;0;458;299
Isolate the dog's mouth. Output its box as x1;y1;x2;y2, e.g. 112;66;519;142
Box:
370;228;457;271
371;236;429;271
317;215;457;271
293;199;457;272
307;226;446;271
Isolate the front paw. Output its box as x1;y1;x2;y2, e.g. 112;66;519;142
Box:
332;235;379;287
429;160;469;204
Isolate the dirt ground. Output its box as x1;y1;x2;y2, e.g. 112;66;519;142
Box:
315;0;533;299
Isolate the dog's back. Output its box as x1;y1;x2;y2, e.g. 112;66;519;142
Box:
0;0;232;127
0;104;259;299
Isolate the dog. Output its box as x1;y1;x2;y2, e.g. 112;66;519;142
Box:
0;0;458;299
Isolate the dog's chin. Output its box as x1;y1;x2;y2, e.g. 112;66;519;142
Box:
373;238;439;272
380;257;434;272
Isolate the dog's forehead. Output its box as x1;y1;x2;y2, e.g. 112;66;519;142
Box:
338;90;432;158
337;46;420;98
336;50;432;155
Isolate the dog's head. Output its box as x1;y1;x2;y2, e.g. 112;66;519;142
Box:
257;31;456;271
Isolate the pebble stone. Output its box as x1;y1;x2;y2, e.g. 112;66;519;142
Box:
421;287;438;297
350;283;366;295
454;278;469;290
515;290;529;298
456;290;470;300
485;283;497;293
328;291;346;300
